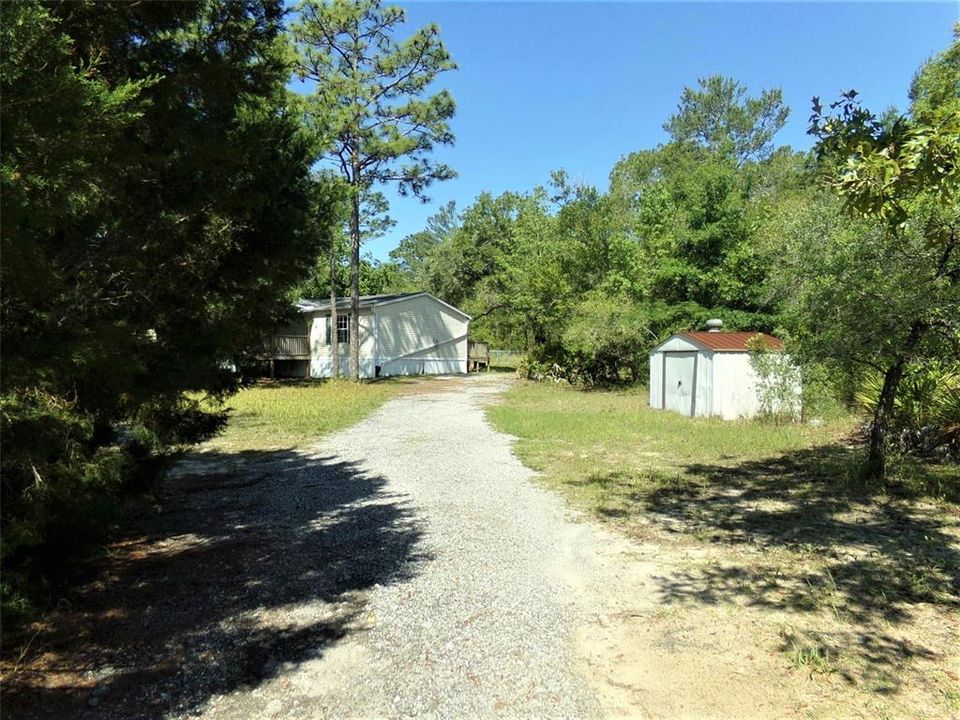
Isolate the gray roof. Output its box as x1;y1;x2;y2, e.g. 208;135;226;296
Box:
295;292;471;321
296;293;421;313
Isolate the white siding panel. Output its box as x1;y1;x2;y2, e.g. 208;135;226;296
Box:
713;353;762;419
379;357;466;376
308;309;376;378
310;356;377;379
694;351;713;417
374;295;468;375
648;353;663;409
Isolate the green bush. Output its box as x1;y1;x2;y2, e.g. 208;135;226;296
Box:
516;355;579;385
0;390;176;626
747;335;802;423
856;362;960;431
136;397;228;448
548;293;652;386
855;362;960;459
797;362;851;422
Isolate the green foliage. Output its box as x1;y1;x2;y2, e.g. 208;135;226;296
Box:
1;390;140;624
3;0;322;413
390;200;459;287
136;398;229;448
664;75;789;164
608;140;797;327
746;336;801;423
909;23;960;121
796;363;851;423
802;29;960;478
855;363;960;432
1;0;329;625
558;293;652;386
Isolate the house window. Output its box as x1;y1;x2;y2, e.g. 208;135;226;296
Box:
326;314;350;344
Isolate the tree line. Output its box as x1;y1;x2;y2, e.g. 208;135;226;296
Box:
0;0;450;625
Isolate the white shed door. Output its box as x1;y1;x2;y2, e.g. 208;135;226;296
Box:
664;352;696;416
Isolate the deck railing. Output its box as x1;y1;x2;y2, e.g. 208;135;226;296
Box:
467;340;490;372
264;335;310;358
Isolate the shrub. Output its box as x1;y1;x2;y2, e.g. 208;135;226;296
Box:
515;355;581;385
855;362;960;457
747;336;802;423
796;362;850;422
0;390;182;626
557;293;652;386
137;397;228;448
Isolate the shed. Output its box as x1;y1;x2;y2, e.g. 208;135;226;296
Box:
264;292;471;378
649;325;791;419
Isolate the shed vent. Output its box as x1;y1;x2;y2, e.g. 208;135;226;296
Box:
705;318;724;333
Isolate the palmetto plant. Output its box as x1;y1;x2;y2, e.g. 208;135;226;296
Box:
856;362;960;431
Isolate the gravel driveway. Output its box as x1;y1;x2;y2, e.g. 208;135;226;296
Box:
211;373;610;718
8;374;632;720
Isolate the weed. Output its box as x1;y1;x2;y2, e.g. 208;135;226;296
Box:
779;627;837;676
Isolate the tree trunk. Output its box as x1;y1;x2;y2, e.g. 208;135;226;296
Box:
865;361;904;480
348;182;361;381
328;238;339;379
864;320;927;481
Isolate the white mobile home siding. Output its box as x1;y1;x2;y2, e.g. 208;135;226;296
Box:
374;295;468;376
308;309;377;378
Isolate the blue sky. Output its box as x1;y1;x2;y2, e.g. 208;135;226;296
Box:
299;2;958;261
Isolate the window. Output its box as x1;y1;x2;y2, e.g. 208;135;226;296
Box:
326;314;350;344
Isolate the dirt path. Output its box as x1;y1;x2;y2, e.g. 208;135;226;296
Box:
6;375;953;719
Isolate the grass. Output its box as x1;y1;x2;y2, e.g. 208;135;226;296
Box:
488;350;525;371
779;627;838;676
487;380;960;712
486;382;856;513
200;378;407;452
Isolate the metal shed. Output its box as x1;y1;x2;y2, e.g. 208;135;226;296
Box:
649;324;787;419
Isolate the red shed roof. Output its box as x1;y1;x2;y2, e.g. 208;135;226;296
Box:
679;331;784;352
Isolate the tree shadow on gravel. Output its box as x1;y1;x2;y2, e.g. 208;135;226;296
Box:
3;449;427;720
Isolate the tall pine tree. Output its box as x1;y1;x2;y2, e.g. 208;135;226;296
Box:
293;0;456;379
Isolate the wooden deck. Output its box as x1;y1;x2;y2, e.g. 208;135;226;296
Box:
263;335;310;359
467;340;490;372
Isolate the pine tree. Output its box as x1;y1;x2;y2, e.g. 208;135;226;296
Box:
293;0;456;379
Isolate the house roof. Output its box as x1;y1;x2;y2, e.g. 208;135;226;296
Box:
296;292;471;320
296;293;417;312
678;331;784;352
